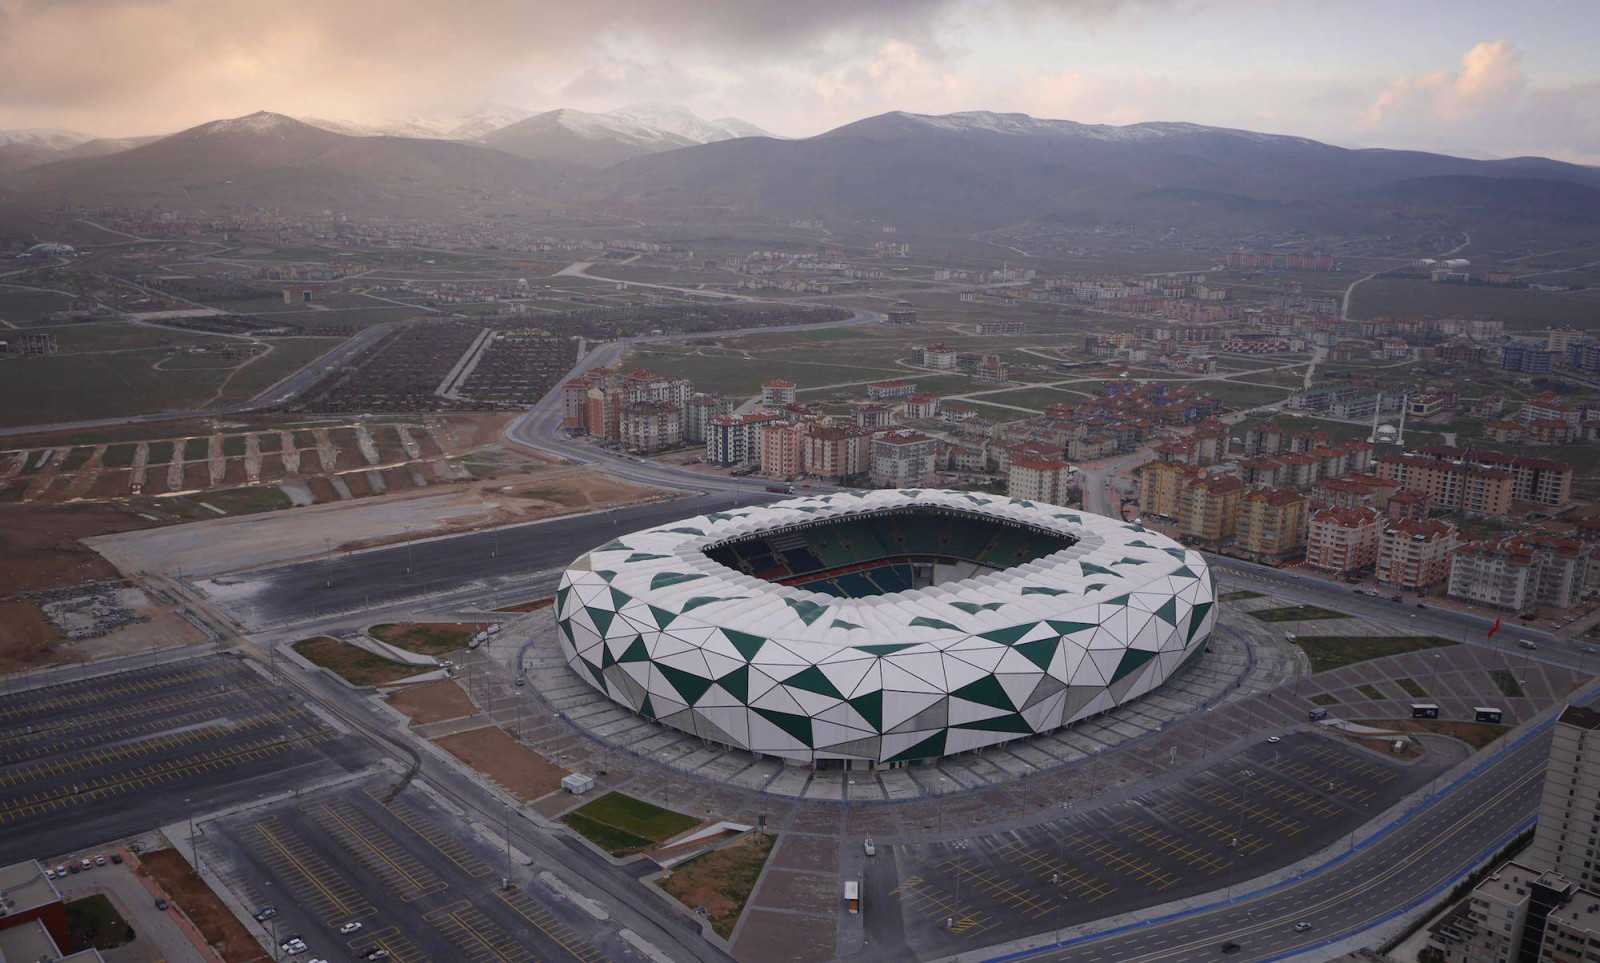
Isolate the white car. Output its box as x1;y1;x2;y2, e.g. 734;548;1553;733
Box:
339;922;362;935
1267;736;1281;744
1294;921;1313;932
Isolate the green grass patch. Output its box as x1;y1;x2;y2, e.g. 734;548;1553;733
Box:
1310;693;1340;706
100;443;137;467
661;833;777;939
292;637;419;687
1357;684;1386;701
145;440;175;465
369;622;475;657
1292;635;1456;673
221;435;248;457
161;485;291;518
1219;590;1264;602
1397;678;1429;699
1491;669;1524;699
66;893;136;951
1247;605;1351;624
563;792;699;856
182;438;209;461
60;446;95;471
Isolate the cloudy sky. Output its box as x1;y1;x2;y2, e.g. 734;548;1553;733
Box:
1;0;1596;161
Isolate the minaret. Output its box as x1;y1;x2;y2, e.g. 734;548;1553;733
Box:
1397;392;1409;448
1369;391;1383;444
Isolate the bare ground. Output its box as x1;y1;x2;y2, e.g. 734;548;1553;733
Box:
432;725;567;802
385;679;479;725
136;848;269;963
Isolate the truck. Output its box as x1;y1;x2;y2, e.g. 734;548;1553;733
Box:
1307;707;1329;721
844;880;860;915
1474;707;1504;724
1410;703;1440;719
766;484;796;495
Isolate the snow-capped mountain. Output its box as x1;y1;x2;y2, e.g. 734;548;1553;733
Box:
447;104;536;140
478;108;698;167
605;104;769;144
0;128;93;150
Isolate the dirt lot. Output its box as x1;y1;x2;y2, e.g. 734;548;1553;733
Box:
433;725;567;802
136;847;269;963
661;832;777;939
496;597;554;614
0;504;157;593
0;599;64;672
385;679;479;725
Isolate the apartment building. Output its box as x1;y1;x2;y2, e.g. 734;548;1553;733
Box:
903;393;941;421
1448;535;1591;613
706;411;783;467
683;394;734;444
759;422;805;478
1137;461;1206;519
619;401;682;453
869;432;938;488
761;380;797;406
1007;455;1074;505
1233;488;1309;563
1529;707;1600;891
1306;506;1383;575
1376;518;1458;591
1374;453;1514;518
1177;474;1247;547
803;425;872;480
867;380;915;400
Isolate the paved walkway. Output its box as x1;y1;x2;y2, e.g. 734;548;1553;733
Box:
52;856;209;963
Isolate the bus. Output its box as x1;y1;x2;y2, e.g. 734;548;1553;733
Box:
1410;704;1440;719
1474;707;1503;724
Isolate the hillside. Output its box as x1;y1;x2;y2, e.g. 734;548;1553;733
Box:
589;110;1600;232
4;112;570;213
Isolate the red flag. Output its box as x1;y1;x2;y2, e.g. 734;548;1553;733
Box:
1488;617;1501;640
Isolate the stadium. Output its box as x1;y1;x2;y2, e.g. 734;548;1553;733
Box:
554;489;1216;767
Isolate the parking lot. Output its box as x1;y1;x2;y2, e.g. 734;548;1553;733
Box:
0;655;374;864
201;778;620;963
866;731;1444;957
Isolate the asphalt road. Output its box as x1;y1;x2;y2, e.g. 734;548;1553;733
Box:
204;491;781;627
999;711;1557;962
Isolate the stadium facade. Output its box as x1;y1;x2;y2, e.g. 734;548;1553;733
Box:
555;490;1216;767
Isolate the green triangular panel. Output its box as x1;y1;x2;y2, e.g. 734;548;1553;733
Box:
785;598;828;626
1015;637;1060;671
1171;566;1199;580
651;572;706;590
664;527;705;536
854;643;916;655
1155;597;1179;626
723;629;767;660
956;713;1034;734
624;553;669;563
620;636;650;663
951;675;1015;711
1045;620;1098;636
582;658;604;687
951;601;1004;614
979;623;1038;645
1112;648;1158;683
1080;561;1118;577
601;644;617;669
1105;594;1132;608
593;570;616;583
609;587;631;610
718;665;749;702
1021;586;1070;596
784;665;844;700
754;708;813;745
831;619;864;630
585;606;614;636
657;664;715;706
910;617;962;631
850;691;883;732
639;694;656;720
1163;547;1187;559
707;512;739;522
1114;557;1148;567
649;605;677;629
595;539;628;552
1187;601;1214;641
886;729;946;763
556;585;571;613
683;596;741;613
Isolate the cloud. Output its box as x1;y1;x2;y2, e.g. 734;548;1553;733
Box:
1359;41;1600;162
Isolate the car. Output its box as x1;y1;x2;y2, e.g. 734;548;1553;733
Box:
44;869;55;879
1416;603;1427;609
67;864;79;874
80;858;92;871
94;855;105;866
109;854;123;865
1564;616;1577;623
1294;921;1313;932
1351;588;1364;594
515;677;526;687
360;949;390;961
54;865;66;876
339;922;362;935
1366;590;1379;597
285;946;308;958
1550;622;1562;629
1585;645;1598;655
1267;736;1281;743
155;898;168;910
1221;942;1242;954
1520;640;1538;650
1390;595;1403;603
253;906;277;921
1520;613;1538;621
